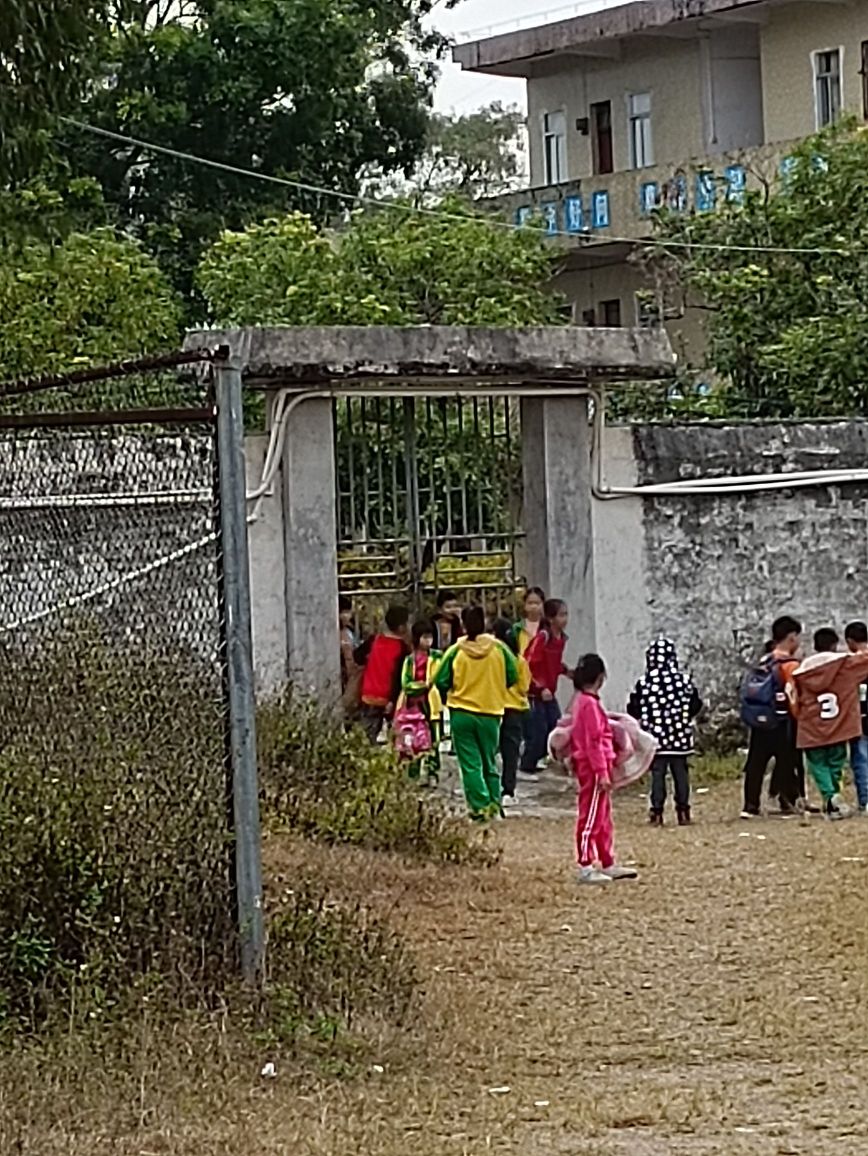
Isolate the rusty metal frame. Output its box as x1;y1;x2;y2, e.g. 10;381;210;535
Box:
0;348;214;401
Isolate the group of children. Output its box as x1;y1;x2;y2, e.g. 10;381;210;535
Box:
344;589;553;806
741;615;868;820
341;591;868;892
342;587;711;885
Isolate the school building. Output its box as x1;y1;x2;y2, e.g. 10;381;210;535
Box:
454;0;868;365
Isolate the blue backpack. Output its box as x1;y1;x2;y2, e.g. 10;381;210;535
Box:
739;656;789;730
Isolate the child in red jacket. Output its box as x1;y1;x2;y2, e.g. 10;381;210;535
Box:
571;654;638;886
520;598;571;774
359;605;411;743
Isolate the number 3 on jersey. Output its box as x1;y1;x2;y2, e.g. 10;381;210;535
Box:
818;692;840;721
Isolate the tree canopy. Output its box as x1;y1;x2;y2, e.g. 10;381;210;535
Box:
0;0;110;178
59;0;454;301
198;200;565;327
0;227;181;381
371;102;527;202
645;121;868;418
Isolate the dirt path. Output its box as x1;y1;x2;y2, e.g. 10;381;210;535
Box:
272;780;868;1156
15;779;868;1156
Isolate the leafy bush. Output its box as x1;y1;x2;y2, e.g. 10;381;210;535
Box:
0;631;426;1048
0;628;234;1031
257;691;497;865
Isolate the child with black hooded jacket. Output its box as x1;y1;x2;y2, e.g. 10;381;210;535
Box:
628;637;703;826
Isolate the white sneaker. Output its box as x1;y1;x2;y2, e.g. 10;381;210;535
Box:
501;794;520;810
740;810;758;820
602;864;639;881
578;866;613;886
861;804;868;817
828;794;853;820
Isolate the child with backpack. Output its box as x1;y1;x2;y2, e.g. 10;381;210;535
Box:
397;619;443;785
739;615;803;818
627;637;703;826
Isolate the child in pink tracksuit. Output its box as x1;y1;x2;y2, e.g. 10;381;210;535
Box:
570;655;638;886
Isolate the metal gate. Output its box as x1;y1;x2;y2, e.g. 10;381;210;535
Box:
335;395;525;619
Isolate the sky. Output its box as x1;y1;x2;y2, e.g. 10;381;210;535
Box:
431;0;624;113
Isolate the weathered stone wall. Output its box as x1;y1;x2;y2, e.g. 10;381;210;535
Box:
605;421;868;734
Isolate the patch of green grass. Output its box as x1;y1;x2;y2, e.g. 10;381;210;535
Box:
692;753;742;785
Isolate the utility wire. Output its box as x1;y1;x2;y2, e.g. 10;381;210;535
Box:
60;116;855;257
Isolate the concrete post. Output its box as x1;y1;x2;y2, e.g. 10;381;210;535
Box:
521;395;596;668
281;395;341;699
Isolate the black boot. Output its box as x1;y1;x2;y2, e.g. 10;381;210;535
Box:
648;809;663;827
677;806;692;826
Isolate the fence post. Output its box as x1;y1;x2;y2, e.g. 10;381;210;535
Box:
214;354;264;984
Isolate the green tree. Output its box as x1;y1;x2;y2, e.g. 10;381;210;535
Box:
0;227;181;382
0;167;108;248
646;121;868;418
370;101;527;201
64;0;455;306
0;0;111;178
197;199;565;327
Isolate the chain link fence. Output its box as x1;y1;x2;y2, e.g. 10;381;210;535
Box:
0;356;251;1020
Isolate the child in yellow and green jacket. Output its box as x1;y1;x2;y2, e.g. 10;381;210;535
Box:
435;606;518;820
399;620;443;784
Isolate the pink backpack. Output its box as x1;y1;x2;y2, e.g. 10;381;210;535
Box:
392;704;433;760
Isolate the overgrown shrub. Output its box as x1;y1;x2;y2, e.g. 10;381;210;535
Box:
262;883;417;1044
0;627;234;1030
0;627;466;1043
257;691;497;865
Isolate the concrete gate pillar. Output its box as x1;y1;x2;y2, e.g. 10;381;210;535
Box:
521;395;596;667
281;395;341;699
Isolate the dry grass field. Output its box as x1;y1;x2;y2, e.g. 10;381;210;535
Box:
5;776;868;1156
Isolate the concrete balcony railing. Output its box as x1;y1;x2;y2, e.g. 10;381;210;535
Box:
495;140;793;245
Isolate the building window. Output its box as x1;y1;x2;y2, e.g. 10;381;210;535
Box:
814;49;842;128
635;291;661;328
628;92;653;169
591;100;613;175
542;110;567;185
600;299;622;327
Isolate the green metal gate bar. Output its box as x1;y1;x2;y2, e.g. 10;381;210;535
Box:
335;395;525;619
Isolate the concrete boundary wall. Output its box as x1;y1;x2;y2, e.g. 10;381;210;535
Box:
594;420;868;724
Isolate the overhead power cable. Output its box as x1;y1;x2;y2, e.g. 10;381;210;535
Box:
60;116;855;258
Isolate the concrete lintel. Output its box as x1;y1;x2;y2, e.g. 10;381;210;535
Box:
184;325;675;385
453;0;768;76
